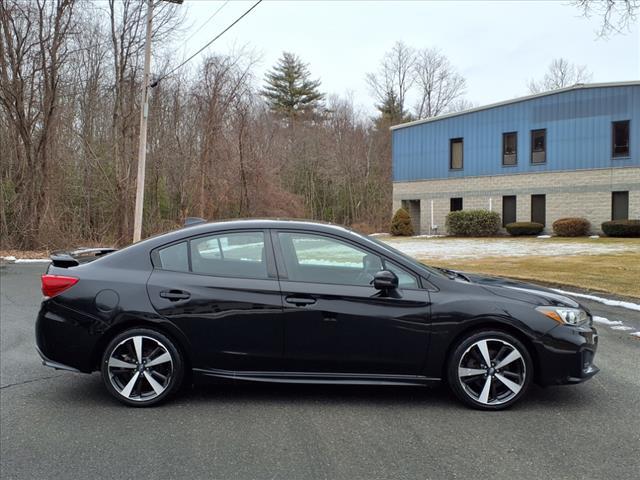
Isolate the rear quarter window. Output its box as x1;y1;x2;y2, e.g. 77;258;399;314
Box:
157;242;189;272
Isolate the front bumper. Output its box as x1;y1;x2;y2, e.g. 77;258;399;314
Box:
565;363;600;384
535;323;599;386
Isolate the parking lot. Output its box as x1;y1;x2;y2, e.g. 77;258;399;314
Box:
1;263;639;480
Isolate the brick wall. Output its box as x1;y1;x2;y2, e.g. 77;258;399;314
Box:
392;167;640;234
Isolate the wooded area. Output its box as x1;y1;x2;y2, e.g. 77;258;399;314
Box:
0;0;411;249
1;0;634;249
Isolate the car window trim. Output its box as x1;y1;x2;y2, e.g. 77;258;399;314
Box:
270;228;424;290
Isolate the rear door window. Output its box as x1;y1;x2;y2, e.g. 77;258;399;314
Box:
191;232;267;279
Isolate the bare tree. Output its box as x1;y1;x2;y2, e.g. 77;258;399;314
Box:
447;98;477;114
412;48;466;119
527;58;593;94
366;41;415;120
0;1;395;250
573;0;639;36
0;0;77;248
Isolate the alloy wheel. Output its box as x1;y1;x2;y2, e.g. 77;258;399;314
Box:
107;335;174;402
457;338;526;406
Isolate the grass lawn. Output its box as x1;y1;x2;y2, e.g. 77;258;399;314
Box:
387;237;640;299
425;253;640;299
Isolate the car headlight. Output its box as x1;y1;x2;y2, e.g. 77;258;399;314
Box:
536;306;588;325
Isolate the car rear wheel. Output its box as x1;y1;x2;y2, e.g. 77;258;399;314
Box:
447;330;532;410
101;328;183;407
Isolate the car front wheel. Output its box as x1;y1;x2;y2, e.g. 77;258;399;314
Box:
101;328;183;407
447;330;532;410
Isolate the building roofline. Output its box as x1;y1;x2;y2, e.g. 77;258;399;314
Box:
389;81;640;131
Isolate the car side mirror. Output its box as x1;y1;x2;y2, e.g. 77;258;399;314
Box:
373;270;399;291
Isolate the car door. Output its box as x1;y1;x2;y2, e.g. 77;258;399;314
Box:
146;230;284;372
272;230;432;375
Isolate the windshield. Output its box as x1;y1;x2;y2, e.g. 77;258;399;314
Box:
364;235;447;278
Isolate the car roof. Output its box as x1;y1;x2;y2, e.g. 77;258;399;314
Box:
173;218;353;238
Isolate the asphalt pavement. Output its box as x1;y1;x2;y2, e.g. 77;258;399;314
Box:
1;263;639;480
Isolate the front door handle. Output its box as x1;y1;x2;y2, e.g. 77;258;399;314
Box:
160;290;190;301
285;295;316;307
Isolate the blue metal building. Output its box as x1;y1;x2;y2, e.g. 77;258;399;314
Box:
391;82;640;234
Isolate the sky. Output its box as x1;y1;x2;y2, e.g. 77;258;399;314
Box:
170;0;640;115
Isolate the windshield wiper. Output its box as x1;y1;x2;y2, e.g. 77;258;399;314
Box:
436;267;470;282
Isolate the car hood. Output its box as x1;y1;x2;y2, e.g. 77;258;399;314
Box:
458;272;582;309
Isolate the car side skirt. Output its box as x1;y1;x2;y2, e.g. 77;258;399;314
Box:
192;368;441;386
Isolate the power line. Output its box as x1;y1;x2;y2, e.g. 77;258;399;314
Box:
183;0;230;44
153;0;262;85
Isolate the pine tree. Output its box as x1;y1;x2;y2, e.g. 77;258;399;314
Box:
262;52;325;120
376;90;405;125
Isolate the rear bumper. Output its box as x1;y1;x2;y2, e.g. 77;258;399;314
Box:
535;324;599;386
36;345;81;373
36;301;98;373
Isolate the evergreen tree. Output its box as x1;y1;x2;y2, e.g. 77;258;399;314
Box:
390;208;414;236
262;52;325;120
376;90;405;125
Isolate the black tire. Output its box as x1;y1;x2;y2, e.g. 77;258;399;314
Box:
101;328;184;407
447;329;533;411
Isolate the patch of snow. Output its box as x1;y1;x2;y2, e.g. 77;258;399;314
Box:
383;237;638;261
2;255;50;263
630;332;640;338
369;233;388;237
591;316;623;326
413;234;445;238
537;235;552;239
611;325;634;331
552;289;640;313
589;235;600;239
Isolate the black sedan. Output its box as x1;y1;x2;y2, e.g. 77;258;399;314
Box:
36;219;599;409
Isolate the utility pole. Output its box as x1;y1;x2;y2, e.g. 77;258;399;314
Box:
133;0;154;243
133;0;183;244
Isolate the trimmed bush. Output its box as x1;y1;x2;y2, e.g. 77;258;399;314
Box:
505;222;544;236
601;219;640;237
390;208;414;236
445;209;501;236
552;217;590;237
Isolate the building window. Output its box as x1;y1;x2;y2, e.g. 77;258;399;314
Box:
612;191;629;220
450;197;463;212
612;121;630;158
502;132;517;166
502;196;517;226
531;194;546;226
531;129;546;164
450;138;463;170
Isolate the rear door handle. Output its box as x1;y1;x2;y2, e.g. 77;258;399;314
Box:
160;290;190;301
285;295;316;307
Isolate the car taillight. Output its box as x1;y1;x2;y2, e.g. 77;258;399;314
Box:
41;274;79;298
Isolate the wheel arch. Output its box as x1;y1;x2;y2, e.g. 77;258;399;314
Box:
441;319;541;384
92;317;193;381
